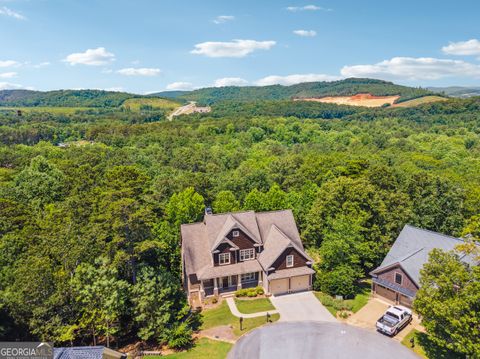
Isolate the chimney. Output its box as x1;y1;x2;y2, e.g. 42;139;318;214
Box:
204;207;213;223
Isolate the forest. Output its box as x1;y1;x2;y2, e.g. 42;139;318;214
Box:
0;90;479;352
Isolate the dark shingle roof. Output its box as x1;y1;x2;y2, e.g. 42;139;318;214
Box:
54;346;126;359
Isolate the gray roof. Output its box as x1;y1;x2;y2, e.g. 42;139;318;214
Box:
371;224;474;285
198;259;263;280
54;346;125;359
181;209;310;279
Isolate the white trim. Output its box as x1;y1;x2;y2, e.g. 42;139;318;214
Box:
240;248;255;261
219;252;230;265
394;271;403;285
286;254;294;267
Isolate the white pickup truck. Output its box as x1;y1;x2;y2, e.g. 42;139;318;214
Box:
376;305;412;336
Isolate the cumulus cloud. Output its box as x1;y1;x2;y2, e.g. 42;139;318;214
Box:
64;47;115;66
213;15;234;24
0;72;17;79
104;87;124;92
117;67;161;76
0;6;26;20
293;30;317;37
213;77;249;87
255;73;340;86
33;61;51;68
166;82;195;91
341;56;480;80
442;39;480;56
191;39;276;58
0;60;20;68
286;5;331;12
0;82;33;90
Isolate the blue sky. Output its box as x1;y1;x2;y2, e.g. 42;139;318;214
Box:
1;0;480;93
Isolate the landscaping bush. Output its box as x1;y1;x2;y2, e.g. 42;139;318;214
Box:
255;286;264;295
246;290;257;297
166;321;193;350
235;289;248;297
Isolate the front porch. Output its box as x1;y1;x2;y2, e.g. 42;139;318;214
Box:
202;271;262;298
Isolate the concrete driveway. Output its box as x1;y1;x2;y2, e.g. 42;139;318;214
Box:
228;321;419;359
270;291;337;322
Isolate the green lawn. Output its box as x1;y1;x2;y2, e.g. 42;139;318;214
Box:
234;298;275;314
314;281;371;317
401;330;464;359
151;338;232;359
201;301;279;337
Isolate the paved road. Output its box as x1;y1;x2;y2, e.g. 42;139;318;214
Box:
270;291;336;322
228;321;420;359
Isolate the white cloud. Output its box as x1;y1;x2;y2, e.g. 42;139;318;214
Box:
286;5;331;12
0;6;26;20
255;73;340;86
0;72;17;79
213;15;234;24
117;67;161;76
293;30;317;37
341;56;480;80
191;39;276;58
0;60;20;68
442;39;480;56
0;82;33;90
33;61;50;68
104;87;124;92
213;77;249;87
63;47;115;66
166;82;194;91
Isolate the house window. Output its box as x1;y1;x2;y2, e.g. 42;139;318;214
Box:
241;272;256;282
219;253;230;265
286;255;294;267
240;248;255;261
232;230;240;237
395;272;403;285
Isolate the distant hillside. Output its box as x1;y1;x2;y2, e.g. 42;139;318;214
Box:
427;86;480;98
152;90;189;99
160;78;435;105
0;89;137;107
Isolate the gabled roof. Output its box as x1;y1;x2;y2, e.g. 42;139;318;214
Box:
258;224;311;270
181;209;311;278
211;214;260;251
371;224;472;285
54;346;126;359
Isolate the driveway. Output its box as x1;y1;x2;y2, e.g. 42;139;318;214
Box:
346;297;423;341
270;291;336;322
228;321;419;359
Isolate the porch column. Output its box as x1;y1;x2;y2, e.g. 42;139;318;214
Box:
213;277;219;296
237;274;242;289
258;271;263;286
200;280;205;300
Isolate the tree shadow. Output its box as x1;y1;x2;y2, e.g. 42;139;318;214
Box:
415;332;464;359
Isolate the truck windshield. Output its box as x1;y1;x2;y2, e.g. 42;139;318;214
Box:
386;312;400;320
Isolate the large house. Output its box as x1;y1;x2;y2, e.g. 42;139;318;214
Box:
181;209;314;303
370;224;477;307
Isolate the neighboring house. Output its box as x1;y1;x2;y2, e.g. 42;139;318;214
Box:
54;346;126;359
370;224;477;307
181;209;314;302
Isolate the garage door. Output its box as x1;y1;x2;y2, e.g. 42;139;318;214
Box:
399;294;413;308
270;278;289;295
375;284;397;303
290;275;310;293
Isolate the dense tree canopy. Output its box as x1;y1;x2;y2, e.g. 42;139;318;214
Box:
0;94;479;348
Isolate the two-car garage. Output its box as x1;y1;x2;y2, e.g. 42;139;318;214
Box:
269;274;311;295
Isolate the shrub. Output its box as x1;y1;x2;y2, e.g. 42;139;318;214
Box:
167;321;193;350
255;286;265;295
235;289;248;297
247;290;257;297
319;265;358;297
211;297;218;304
338;310;350;319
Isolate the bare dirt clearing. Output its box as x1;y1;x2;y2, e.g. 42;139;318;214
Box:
295;93;400;107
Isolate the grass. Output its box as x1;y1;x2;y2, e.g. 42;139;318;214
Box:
314;281;371;317
201;301;279;337
401;330;464;359
151;338;232;359
393;96;448;108
121;98;181;111
234;298;275;314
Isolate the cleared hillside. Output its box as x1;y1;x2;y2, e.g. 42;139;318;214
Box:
154;78;435;105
